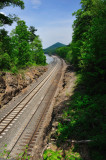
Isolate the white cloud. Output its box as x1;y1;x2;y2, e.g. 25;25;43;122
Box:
30;0;41;8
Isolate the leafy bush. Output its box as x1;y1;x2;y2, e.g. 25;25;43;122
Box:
43;149;82;160
65;150;82;160
0;53;11;70
43;149;62;160
11;66;18;73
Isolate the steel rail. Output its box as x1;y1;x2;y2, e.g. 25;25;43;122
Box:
0;59;56;122
27;63;63;157
8;58;63;159
0;58;59;135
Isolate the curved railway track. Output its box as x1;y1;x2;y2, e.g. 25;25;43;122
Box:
0;58;57;135
0;57;64;159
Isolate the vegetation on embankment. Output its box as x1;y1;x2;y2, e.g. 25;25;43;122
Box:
43;0;106;160
0;0;47;109
0;66;47;108
0;0;46;73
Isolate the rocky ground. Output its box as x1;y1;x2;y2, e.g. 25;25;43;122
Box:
41;65;90;160
0;63;79;160
31;64;77;160
0;66;47;109
43;65;77;151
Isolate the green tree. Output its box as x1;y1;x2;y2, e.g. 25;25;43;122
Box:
11;21;46;68
80;0;106;84
55;1;106;160
29;26;37;42
70;0;92;69
11;20;31;67
29;26;46;65
0;0;24;26
56;46;70;59
0;1;46;71
30;36;46;64
0;29;12;54
0;29;11;70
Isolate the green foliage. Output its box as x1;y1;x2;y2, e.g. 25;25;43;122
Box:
55;1;106;159
43;149;62;160
44;42;66;55
0;13;13;26
30;36;46;65
0;0;24;9
0;1;46;72
0;20;46;72
56;46;70;59
0;29;12;70
57;90;105;139
0;29;12;55
57;84;106;159
0;144;31;160
0;144;11;159
11;20;31;67
29;26;37;42
43;149;82;160
0;52;11;70
65;150;82;160
0;0;24;26
16;145;31;160
11;66;18;74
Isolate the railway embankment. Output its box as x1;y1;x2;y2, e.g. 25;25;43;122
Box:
0;66;47;108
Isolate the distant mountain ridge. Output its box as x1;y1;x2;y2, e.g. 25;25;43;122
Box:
44;42;66;55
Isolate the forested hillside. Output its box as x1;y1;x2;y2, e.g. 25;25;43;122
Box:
44;0;106;159
44;42;66;55
0;0;46;73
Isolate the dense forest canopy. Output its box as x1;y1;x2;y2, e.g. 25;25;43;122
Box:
0;0;46;72
54;0;106;159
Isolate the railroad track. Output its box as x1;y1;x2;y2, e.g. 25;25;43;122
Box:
0;57;63;159
0;57;57;135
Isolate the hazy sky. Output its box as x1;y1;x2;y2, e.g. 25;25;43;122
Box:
1;0;81;48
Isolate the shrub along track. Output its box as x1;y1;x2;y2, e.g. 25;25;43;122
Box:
0;57;64;159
